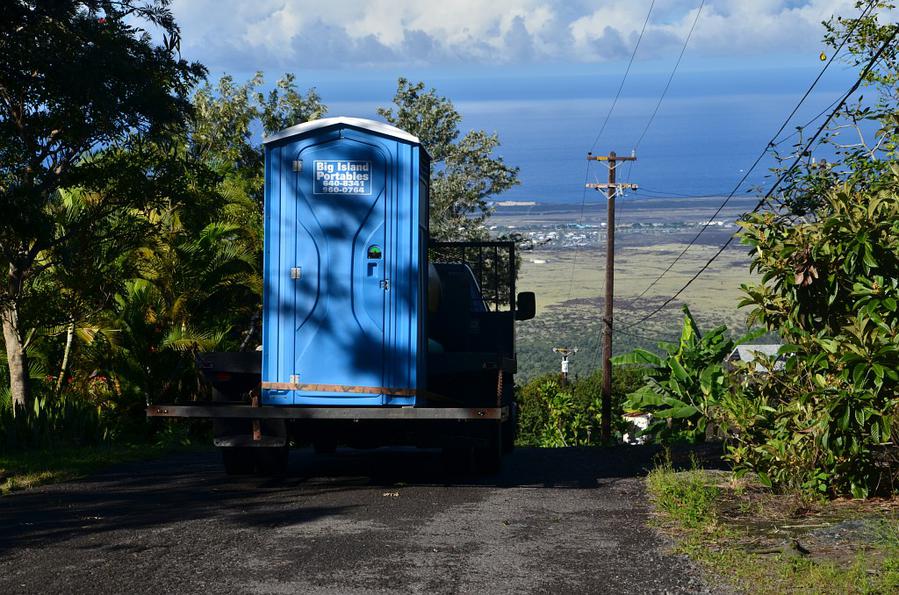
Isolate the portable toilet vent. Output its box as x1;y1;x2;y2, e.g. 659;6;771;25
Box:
260;117;430;406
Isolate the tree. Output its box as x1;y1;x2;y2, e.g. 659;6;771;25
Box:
0;1;205;413
730;4;899;496
188;72;326;347
735;178;899;496
774;1;898;215
378;78;519;240
75;72;326;407
8;71;326;423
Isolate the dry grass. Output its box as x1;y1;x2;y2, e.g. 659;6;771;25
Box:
514;242;759;378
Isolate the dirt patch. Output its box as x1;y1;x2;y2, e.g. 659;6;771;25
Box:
678;469;899;570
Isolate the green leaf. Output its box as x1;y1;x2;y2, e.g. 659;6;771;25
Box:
669;357;690;383
862;246;878;269
840;406;851;431
655;405;698;419
611;349;663;367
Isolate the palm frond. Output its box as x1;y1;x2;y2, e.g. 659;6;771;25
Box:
160;326;228;352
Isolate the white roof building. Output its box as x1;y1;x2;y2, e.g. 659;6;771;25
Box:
727;344;784;373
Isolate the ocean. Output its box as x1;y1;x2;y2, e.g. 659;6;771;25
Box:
324;66;854;204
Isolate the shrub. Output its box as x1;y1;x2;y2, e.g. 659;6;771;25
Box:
718;2;899;498
515;368;645;446
0;390;107;454
613;306;757;444
731;178;899;497
516;373;555;446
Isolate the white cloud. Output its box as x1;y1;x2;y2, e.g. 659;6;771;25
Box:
171;0;866;71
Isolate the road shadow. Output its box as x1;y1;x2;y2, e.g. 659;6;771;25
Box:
281;442;728;490
0;451;349;553
0;444;726;554
288;445;667;490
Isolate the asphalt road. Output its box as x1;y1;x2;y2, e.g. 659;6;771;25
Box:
0;447;713;594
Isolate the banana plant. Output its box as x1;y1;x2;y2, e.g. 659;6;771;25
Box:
613;306;761;443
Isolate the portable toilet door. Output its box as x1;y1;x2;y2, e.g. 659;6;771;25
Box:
296;140;387;402
260;117;428;406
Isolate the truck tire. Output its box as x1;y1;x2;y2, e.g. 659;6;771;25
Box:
440;446;470;473
255;446;289;476
221;447;255;475
313;439;337;454
502;402;517;454
473;422;503;474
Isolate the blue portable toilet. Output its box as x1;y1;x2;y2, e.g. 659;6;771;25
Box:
260;117;430;406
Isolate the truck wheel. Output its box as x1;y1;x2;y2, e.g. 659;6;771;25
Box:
502;403;517;454
221;447;255;475
440;446;470;473
474;423;503;475
255;446;289;476
313;439;337;454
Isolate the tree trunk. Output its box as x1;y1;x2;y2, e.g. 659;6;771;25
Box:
55;319;75;395
238;309;260;352
1;301;30;415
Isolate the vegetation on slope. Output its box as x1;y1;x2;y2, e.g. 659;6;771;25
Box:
0;1;520;463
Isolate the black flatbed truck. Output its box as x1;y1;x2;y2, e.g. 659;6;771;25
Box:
147;240;534;475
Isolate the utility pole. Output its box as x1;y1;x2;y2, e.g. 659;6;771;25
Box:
586;151;637;442
552;347;578;386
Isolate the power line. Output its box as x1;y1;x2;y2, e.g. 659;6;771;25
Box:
564;166;593;302
620;22;899;329
588;0;684;372
771;93;845;147
632;0;705;152
587;325;666;372
616;326;671;343
565;0;657;302
589;0;656;152
622;0;704;187
623;0;879;305
770;23;890;149
635;186;742;198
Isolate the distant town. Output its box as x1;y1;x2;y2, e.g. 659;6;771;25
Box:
491;218;737;250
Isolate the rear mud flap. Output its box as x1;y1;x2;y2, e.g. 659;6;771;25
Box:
214;417;286;447
214;434;287;448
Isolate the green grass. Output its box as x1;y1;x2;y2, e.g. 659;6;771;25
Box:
646;459;721;529
646;462;899;594
0;443;191;495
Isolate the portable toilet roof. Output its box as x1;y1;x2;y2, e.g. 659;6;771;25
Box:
263;116;425;152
